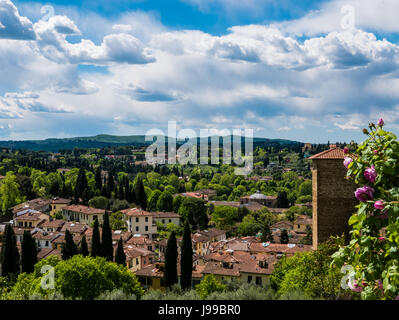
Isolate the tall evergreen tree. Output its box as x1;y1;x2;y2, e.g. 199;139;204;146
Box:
21;230;38;273
80;235;89;256
91;218;102;257
135;177;147;210
261;223;274;243
114;237;126;266
75;167;88;202
280;229;289;244
95;167;102;191
107;173;115;197
164;231;178;288
0;224;20;277
62;229;78;260
180;222;193;290
101;212;113;261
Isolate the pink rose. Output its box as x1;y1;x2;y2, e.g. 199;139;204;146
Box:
343;157;352;169
377;118;384;126
378;237;385;242
374;200;385;210
355;186;374;202
364;166;377;183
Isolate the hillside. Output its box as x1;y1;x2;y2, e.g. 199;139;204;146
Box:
0;134;302;152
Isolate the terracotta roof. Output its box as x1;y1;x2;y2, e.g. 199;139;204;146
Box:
294;215;313;226
210;201;240;207
126;235;155;246
308;147;346;160
151;212;181;219
14;209;47;221
249;242;313;255
37;247;62;260
60;222;87;234
121;208;153;217
50;198;72;205
40;219;65;229
13;198;50;214
135;264;165;278
271;221;294;230
124;246;155;259
241;202;265;212
63;205;105;215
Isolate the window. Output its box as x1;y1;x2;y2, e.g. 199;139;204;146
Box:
136;258;139;265
136;217;139;223
145;217;148;222
162;219;165;224
145;226;148;231
45;241;49;247
143;258;146;264
168;219;171;223
136;226;139;232
247;276;252;283
256;277;262;285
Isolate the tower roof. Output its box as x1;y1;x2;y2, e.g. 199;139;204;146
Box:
308;147;346;160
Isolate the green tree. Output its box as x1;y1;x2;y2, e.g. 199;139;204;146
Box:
61;229;78;260
74;167;88;203
80;236;89;256
178;197;208;230
277;191;290;208
156;191;174;212
115;238;126;266
0;224;20;277
180;222;193;290
0;172;22;214
88;196;109;209
109;211;126;230
91;219;102;257
280;229;289;244
211;206;238;230
195;274;226;299
95;166;102;191
21;230;38;274
101;212;113;262
164;231;178;288
147;189;162;211
135;177;147;210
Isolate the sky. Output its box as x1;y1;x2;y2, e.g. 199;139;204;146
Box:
1;0;399;143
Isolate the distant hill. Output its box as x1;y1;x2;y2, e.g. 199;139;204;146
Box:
0;134;302;152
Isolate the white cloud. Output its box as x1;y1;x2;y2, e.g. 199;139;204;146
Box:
0;0;35;40
279;0;399;36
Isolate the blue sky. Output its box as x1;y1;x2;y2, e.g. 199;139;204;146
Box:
1;0;399;143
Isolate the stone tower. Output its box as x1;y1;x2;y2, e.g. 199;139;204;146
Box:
309;148;358;249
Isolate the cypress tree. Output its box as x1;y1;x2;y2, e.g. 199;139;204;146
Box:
80;235;89;256
280;229;289;244
180;222;193;290
21;230;38;273
95;167;102;191
135;178;147;210
61;229;78;260
101;212;113;261
0;224;20;277
91;218;102;257
261;223;274;243
75;167;88;201
164;231;178;288
115;237;126;266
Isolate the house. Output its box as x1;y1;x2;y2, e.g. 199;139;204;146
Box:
249;242;312;259
37;247;62;260
202;250;275;285
271;221;294;231
293;215;313;234
121;208;157;239
49;198;72;215
209;201;240;208
192;229;226;256
32;230;62;249
13;198;50;215
124;245;155;272
126;235;155;251
60;222;88;236
40;219;65;232
151;212;181;227
13;209;49;229
62;205;106;225
240;191;277;208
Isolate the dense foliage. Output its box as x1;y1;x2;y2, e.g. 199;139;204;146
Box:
332;119;399;300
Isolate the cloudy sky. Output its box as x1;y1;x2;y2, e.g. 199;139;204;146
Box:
1;0;399;143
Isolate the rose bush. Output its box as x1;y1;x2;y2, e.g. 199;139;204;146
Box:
332;119;399;300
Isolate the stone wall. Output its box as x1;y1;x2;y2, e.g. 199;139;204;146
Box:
312;159;358;249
